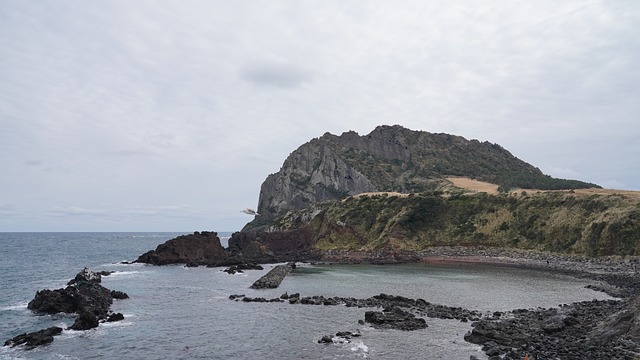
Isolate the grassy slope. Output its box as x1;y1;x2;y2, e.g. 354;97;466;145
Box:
280;190;640;257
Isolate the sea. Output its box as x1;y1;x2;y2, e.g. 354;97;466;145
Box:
0;232;613;360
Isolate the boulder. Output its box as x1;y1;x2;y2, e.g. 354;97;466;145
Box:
70;310;99;330
111;290;129;300
106;313;125;322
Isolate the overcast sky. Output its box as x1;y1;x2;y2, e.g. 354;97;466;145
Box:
1;1;638;232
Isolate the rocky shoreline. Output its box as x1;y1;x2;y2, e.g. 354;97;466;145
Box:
230;248;640;360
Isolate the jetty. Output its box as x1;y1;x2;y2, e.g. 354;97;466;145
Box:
250;262;296;289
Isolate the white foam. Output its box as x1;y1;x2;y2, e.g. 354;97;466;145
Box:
0;344;26;360
350;341;369;353
0;302;28;311
106;261;145;267
104;270;142;278
101;320;134;328
53;354;81;360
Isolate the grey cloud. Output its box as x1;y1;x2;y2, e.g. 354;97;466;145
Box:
24;160;42;166
105;150;156;158
0;204;16;213
240;60;313;88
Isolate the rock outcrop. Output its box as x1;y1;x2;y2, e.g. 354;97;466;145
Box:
28;268;116;325
227;228;319;262
136;231;227;266
6;268;128;349
254;137;376;223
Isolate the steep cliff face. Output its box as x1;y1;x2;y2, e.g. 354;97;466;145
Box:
255;137;376;221
247;125;598;229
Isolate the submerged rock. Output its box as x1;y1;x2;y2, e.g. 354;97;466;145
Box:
317;330;361;344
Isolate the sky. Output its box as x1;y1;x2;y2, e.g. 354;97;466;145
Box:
1;1;639;232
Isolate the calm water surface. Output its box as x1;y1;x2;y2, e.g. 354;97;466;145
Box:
0;233;611;359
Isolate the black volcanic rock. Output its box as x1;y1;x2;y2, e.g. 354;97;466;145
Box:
4;327;63;349
70;310;100;330
364;306;427;331
227;229;318;263
136;231;227;265
28;270;113;318
106;312;125;322
7;268;129;348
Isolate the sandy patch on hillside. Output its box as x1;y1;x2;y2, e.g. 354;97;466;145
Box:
446;177;500;194
349;178;640;199
448;176;640;199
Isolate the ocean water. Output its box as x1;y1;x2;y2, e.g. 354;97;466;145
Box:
0;233;612;360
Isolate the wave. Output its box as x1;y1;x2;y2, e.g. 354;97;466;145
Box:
0;345;25;360
101;320;134;328
103;271;143;278
0;302;28;311
104;261;145;267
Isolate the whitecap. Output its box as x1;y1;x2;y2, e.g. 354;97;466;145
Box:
105;261;144;267
103;271;143;278
350;341;369;353
53;354;81;360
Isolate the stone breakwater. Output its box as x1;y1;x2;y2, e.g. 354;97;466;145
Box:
250;262;296;289
231;293;483;325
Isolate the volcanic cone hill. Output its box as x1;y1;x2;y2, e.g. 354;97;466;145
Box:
245;125;598;231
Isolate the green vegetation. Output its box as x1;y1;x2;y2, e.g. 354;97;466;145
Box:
335;126;598;192
276;191;640;257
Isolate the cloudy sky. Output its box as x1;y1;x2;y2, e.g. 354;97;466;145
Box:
1;1;638;232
